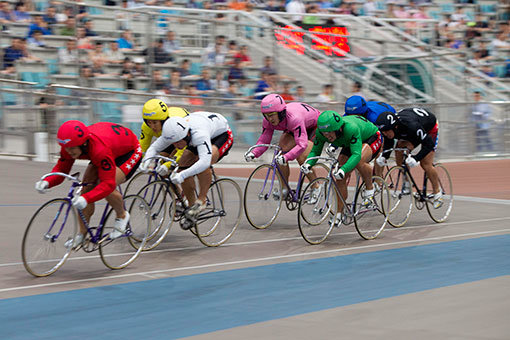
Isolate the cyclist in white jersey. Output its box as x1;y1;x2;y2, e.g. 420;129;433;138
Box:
141;111;233;222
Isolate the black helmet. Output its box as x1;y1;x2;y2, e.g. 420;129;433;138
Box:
375;112;398;131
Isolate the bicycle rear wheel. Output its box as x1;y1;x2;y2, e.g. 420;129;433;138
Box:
353;176;390;240
124;171;157;196
243;164;283;229
136;180;176;251
22;198;77;277
384;166;413;228
298;177;337;245
195;178;242;247
425;163;453;223
99;195;150;269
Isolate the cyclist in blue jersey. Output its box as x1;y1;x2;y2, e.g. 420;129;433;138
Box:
344;95;396;176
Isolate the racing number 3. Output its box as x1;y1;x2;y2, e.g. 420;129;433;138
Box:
111;124;129;136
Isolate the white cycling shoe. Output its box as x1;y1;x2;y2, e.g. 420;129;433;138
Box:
401;181;411;195
432;192;443;209
110;211;130;239
64;233;84;250
362;188;375;207
329;212;342;227
308;186;322;205
186;200;206;219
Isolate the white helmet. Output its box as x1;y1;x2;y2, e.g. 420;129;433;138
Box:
162;116;189;144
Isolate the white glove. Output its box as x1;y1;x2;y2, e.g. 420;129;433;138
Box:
326;144;337;156
333;167;345;180
170;172;184;184
405;155;419;168
156;163;170;176
35;180;49;194
276;155;287;166
71;195;88;210
244;151;255;162
300;163;312;174
376;155;388;167
139;159;152;173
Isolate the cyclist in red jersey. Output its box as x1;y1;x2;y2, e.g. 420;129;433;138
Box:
34;120;142;248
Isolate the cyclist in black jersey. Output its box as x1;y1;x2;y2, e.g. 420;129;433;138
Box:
375;107;443;207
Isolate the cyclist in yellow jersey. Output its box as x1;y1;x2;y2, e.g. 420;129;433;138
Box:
140;98;190;176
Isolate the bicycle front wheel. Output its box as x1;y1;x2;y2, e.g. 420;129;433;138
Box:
353;176;390;240
99;195;150;269
22;198;77;277
384;166;413;228
136;180;176;251
195;178;242;247
124;171;157;196
298;177;337;245
425;163;453;223
243;164;283;229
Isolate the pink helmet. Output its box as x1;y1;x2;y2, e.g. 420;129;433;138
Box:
57;120;90;147
260;94;286;114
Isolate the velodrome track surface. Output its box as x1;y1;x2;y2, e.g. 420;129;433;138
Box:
0;158;509;339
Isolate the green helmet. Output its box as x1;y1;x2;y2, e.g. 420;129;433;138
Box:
317;110;344;133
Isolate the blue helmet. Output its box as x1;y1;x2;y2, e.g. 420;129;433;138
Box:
345;95;368;115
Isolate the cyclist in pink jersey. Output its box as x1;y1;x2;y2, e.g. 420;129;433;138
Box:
244;93;321;189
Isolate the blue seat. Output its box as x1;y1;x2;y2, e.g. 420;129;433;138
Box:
190;62;202;76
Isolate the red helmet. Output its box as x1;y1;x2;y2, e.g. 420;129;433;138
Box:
57;120;90;147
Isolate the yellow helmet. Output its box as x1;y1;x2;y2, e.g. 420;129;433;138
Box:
142;99;169;121
167;106;190;118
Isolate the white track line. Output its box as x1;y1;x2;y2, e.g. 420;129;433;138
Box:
1;226;510;293
2;216;509;268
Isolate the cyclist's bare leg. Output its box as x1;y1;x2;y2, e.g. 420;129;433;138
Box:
335;154;349;212
420;151;439;194
395;140;412;166
178;150;198;206
355;144;375;191
79;163;98;235
104;167;128;219
196;146;220;203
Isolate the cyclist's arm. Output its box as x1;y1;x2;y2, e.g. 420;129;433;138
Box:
45;151;75;188
341;126;362;173
144;134;172;161
381;135;394;159
179;133;212;179
305;135;325;167
251;120;274;158
82;151;117;203
284;120;309;161
139;123;154;154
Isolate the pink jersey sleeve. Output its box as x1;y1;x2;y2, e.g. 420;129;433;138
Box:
283;103;319;161
252;119;275;158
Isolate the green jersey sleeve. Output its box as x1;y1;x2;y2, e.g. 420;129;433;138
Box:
305;133;326;166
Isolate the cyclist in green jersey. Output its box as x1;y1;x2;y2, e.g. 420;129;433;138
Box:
301;111;383;225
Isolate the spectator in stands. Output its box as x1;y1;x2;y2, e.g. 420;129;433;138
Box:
253;70;275;99
133;57;147;77
472;14;490;34
445;32;464;49
71;0;89;23
162;30;182;54
260;56;276;75
195;68;214;94
490;32;510;57
477;41;491;61
351;81;363;97
83;19;98;37
1;37;25;73
238;76;252;98
470;91;493;152
206;35;228;54
392;3;409;19
185;84;204;106
439;14;458;36
56;6;73;23
480;65;495;78
229;0;247;11
168;69;182;94
120;57;135;90
202;42;226;67
0;1;14;29
43;6;58;27
27;15;52;37
59;16;76;36
117;30;135;51
27;29;47;47
58;39;79;63
13;2;31;23
295;85;306;101
226;40;239;60
76;27;94;50
303;4;320;25
78;65;95;88
177;58;191;77
38;84;62;132
451;7;468;25
211;70;229;93
318;0;333;11
362;0;377;17
468;50;487;67
280;82;295;101
228;57;245;81
105;41;125;64
143;39;174;64
285;0;306;25
234;45;252;67
150;69;170;94
315;84;336;103
89;41;108;64
116;0;130;30
91;58;107;77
